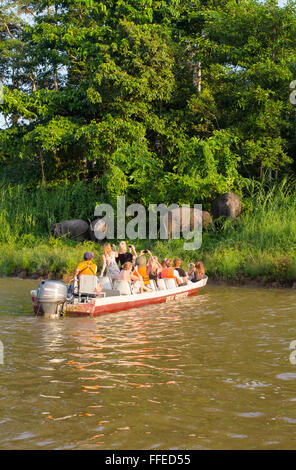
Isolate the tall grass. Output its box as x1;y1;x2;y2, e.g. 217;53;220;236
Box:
199;177;296;282
1;178;296;284
224;177;296;252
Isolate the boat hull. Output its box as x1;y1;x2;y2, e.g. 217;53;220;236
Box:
66;277;207;317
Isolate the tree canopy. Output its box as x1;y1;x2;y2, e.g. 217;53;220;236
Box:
1;0;296;205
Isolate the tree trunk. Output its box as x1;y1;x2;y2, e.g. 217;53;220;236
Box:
40;149;46;187
53;66;58;91
30;74;36;92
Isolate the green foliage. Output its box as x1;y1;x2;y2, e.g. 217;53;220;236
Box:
2;0;296;203
1;0;296;220
101;165;128;205
194;0;296;176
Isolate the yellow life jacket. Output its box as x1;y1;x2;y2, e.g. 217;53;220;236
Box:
77;261;97;277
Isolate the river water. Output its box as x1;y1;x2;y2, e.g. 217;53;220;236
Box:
0;278;296;449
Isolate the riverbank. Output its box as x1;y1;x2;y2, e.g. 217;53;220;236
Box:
11;272;296;290
1;234;296;288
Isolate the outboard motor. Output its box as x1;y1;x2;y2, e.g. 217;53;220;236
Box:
37;280;67;318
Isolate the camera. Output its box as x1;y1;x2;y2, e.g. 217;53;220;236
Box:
143;249;148;254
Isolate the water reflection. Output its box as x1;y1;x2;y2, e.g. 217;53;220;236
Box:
1;279;296;449
65;307;187;395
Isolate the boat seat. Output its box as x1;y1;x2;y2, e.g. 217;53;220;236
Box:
97;276;113;290
113;280;132;295
79;274;99;295
164;278;177;289
157;279;166;290
148;280;157;291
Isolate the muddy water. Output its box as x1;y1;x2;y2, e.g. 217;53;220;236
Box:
1;278;296;449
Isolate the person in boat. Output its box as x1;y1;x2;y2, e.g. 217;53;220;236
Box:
69;252;102;293
69;251;98;282
160;258;183;286
166;258;184;285
147;255;162;282
159;259;168;278
190;261;205;282
118;261;150;294
173;258;187;277
100;243;121;279
173;258;189;285
187;262;195;279
116;241;137;268
136;251;153;286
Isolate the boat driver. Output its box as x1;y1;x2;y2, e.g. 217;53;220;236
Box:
69;252;102;293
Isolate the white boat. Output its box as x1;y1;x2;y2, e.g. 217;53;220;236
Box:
31;275;208;318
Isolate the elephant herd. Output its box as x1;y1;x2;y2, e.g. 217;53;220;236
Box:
51;192;242;242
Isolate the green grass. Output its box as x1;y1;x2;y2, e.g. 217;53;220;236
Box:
0;238;96;277
1;178;296;285
200;177;296;284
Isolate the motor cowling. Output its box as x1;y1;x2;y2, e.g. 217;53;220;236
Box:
37;280;67;318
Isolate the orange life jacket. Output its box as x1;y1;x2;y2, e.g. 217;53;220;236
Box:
166;267;176;278
137;266;150;285
165;267;182;285
161;267;168;278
